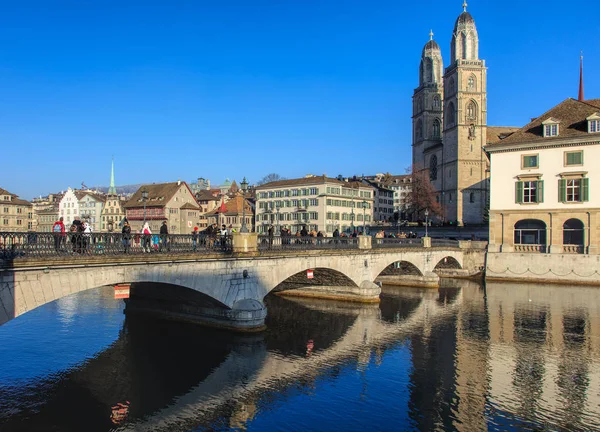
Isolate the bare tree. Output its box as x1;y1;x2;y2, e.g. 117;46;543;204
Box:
256;173;285;186
404;165;442;219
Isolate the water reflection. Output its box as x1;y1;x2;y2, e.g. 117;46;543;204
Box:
0;281;599;431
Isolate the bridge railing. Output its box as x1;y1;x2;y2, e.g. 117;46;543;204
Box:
0;232;233;260
372;237;423;248
257;235;359;251
430;238;460;248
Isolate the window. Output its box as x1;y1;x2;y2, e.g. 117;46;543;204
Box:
522;154;539;169
433;95;440;109
559;178;589;203
469;192;475;203
429;155;438;181
466;101;477;121
563;218;584;247
515;180;543;204
564;151;583;166
467;75;476;91
514;219;547;246
589;120;599;133
432;119;441;138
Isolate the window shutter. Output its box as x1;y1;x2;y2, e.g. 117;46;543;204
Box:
558;179;566;202
515;181;523;204
537;180;544;203
582;178;589;202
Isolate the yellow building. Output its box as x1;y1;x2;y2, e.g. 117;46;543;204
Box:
0;187;33;232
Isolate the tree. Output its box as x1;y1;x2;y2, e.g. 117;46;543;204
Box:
256;173;285;186
404;165;442;220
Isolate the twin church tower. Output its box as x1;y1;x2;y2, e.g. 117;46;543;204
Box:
412;2;494;225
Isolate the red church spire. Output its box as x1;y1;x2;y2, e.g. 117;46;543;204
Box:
578;51;585;101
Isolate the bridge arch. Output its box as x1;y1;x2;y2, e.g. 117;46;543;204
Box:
433;256;462;270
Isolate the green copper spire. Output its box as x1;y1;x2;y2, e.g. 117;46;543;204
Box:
108;158;117;195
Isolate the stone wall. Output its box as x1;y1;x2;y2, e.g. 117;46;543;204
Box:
486;252;600;285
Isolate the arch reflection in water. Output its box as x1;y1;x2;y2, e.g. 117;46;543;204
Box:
1;281;600;431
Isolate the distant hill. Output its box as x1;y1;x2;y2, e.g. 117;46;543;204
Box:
91;184;142;195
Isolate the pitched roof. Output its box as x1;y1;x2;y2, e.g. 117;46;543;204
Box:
125;182;188;208
0;187;32;206
585;98;600;108
205;195;251;216
490;98;600;146
180;202;200;210
195;190;220;201
486;126;520;145
255;175;373;190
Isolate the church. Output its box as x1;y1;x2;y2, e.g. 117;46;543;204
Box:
411;2;517;225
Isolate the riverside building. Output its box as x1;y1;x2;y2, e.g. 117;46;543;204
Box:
254;175;374;235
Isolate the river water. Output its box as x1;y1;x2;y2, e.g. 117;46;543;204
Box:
0;280;599;431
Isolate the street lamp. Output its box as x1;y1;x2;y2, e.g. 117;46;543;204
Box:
424;208;429;237
276;203;281;234
362;200;367;235
240;177;249;233
141;188;149;226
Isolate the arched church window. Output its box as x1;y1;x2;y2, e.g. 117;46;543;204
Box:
416;119;423;140
467;75;476;91
469;192;475;203
466;102;477;121
432;119;441;138
446;102;456;128
426;60;433;83
433;95;440;109
430;155;438;181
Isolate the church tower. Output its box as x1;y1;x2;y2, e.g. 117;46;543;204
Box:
412;30;444;193
441;1;488;225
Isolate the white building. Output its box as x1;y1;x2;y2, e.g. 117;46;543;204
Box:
254;175;374;235
485;97;600;283
59;188;105;231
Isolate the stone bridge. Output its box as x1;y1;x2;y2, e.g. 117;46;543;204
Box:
0;234;486;330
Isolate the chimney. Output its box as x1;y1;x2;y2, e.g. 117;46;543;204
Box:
177;179;181;186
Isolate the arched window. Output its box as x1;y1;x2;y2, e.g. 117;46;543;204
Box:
469;192;475;203
563;218;584;247
446;102;456;128
416;119;423;140
467;75;476;91
425;59;433;83
433;95;440;109
514;219;547;246
432;119;441;138
466;101;477;121
429;155;438;181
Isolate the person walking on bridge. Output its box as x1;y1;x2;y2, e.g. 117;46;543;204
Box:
159;221;169;252
52;217;65;252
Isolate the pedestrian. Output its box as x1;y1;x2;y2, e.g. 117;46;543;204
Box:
300;225;308;237
159;221;169;252
192;226;199;251
83;222;92;254
52;217;65;252
70;217;84;253
122;221;132;253
219;224;228;250
141;222;152;252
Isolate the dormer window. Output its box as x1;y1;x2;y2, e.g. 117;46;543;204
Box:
542;117;560;137
587;112;600;133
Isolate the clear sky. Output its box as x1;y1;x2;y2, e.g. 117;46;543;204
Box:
1;0;598;199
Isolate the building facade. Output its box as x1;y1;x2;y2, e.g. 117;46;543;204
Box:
36;206;60;233
254;176;374;235
0;188;33;232
205;195;253;232
195;190;221;229
411;4;516;225
124;181;200;234
485;97;600;282
361;178;395;223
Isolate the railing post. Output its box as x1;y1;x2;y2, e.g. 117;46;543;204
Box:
422;236;431;248
232;232;258;253
358;235;371;250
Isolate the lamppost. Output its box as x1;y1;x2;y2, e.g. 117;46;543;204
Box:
350;203;355;233
424;208;429;237
276;203;281;234
362;200;367;234
240;177;249;233
141;188;149;227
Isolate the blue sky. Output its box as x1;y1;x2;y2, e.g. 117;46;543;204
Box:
1;0;598;199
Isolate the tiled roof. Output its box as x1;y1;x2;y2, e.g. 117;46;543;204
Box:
0;187;32;206
205;195;251;216
585;98;600;108
486;126;520;145
255;176;373;190
491;98;600;146
37;205;59;214
195;190;220;201
125;182;187;209
180;202;200;210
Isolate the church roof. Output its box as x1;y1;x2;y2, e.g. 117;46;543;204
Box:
454;11;475;32
423;39;440;53
487;98;600;147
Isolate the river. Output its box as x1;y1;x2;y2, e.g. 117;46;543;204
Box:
0;280;599;431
